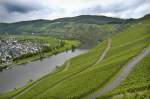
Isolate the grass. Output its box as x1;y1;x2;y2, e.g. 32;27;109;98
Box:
36;35;149;99
36;19;150;99
0;18;150;99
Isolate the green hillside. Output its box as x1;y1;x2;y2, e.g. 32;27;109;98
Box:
0;15;149;99
0;15;127;47
97;18;150;99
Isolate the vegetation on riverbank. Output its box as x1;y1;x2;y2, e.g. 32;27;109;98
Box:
0;35;80;70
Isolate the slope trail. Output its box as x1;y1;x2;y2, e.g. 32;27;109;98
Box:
33;39;112;98
86;45;150;99
64;38;111;72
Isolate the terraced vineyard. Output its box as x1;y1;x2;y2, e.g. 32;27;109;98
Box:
0;16;150;99
99;55;150;99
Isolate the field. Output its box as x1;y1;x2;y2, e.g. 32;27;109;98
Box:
0;17;150;99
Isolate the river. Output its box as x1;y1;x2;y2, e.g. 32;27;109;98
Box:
0;49;88;93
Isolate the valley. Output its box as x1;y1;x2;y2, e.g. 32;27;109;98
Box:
0;14;150;99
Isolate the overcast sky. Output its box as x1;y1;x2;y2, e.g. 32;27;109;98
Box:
0;0;150;23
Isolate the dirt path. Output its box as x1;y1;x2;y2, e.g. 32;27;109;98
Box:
13;39;111;99
71;38;111;77
86;46;150;99
33;39;112;98
95;38;111;65
64;38;111;72
63;60;70;71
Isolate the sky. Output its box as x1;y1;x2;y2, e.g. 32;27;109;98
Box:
0;0;150;23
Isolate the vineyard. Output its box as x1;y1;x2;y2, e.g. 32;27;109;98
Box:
0;15;150;99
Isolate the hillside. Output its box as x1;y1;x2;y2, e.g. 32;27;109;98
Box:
96;14;150;99
0;14;150;99
0;15;127;47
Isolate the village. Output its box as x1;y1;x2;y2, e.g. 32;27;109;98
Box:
0;37;42;66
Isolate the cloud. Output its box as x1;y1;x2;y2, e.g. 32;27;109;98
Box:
0;0;150;23
76;0;150;18
0;0;43;13
0;0;64;22
2;3;39;13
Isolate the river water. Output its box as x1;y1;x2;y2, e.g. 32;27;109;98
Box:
0;49;88;93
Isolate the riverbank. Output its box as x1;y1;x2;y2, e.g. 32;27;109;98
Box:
0;40;80;71
0;62;68;99
0;49;88;99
